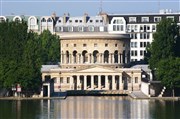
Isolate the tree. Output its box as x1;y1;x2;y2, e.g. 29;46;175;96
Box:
40;30;60;64
146;18;180;96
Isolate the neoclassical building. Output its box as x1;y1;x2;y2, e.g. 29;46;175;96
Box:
41;32;142;97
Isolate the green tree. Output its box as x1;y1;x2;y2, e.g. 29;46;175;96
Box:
146;18;180;96
40;30;60;64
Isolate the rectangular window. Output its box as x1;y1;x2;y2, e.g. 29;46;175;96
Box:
94;43;97;47
154;17;161;22
141;17;149;22
167;16;174;21
60;77;63;83
66;44;68;47
115;44;118;47
67;77;70;83
74;44;76;47
135;77;138;83
140;50;143;56
105;43;108;47
129;17;136;22
83;44;87;47
75;20;78;23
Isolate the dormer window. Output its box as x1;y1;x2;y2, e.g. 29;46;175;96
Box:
0;17;6;22
90;20;93;23
75;20;78;23
96;20;99;23
129;17;136;23
41;18;46;22
47;18;52;22
58;20;61;23
154;17;161;22
141;17;149;22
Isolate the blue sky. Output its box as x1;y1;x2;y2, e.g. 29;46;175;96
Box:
0;0;179;16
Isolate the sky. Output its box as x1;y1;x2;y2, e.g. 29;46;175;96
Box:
0;0;180;16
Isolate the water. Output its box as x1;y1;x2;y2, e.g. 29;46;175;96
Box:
0;96;180;119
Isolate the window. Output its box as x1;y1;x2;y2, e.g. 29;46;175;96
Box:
100;20;103;23
140;33;150;39
90;20;93;23
68;26;73;32
129;17;136;22
115;44;118;47
105;43;108;47
96;20;99;23
47;18;52;22
94;43;97;47
78;26;84;32
88;26;94;32
131;50;137;56
58;20;61;23
112;18;124;32
141;17;149;22
75;20;78;23
60;77;63;83
74;44;76;47
54;78;57;83
135;77;138;83
69;20;72;23
131;42;137;48
167;16;174;21
130;33;137;39
154;17;161;22
79;20;82;23
67;77;70;83
0;17;6;22
152;25;156;31
140;50;146;56
66;44;68;47
83;44;87;47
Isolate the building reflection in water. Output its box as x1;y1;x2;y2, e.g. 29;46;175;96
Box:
39;96;152;119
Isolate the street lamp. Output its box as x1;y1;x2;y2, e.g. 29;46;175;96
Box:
131;71;133;91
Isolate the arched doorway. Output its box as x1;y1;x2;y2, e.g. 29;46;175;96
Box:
114;50;118;63
82;50;88;63
73;50;77;63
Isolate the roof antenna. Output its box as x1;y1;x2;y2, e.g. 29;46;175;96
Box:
99;0;103;14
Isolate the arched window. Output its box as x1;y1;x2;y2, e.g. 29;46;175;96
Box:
73;51;77;63
66;51;70;64
93;50;99;63
114;50;118;63
82;50;88;63
0;16;6;22
30;18;35;25
41;18;46;22
13;16;22;22
47;18;52;22
104;50;109;63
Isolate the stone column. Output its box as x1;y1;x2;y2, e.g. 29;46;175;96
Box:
91;75;94;89
112;75;116;90
105;75;108;90
77;75;81;90
112;53;114;64
119;75;122;91
69;54;71;64
98;75;101;90
118;53;120;64
89;53;91;63
91;54;93;64
61;54;63;64
70;76;74;90
84;75;87;90
120;54;123;64
102;53;104;63
109;54;111;64
98;54;101;63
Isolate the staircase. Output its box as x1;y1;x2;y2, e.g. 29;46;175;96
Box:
158;86;166;97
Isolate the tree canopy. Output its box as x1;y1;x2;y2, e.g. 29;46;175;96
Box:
0;21;60;94
146;18;180;91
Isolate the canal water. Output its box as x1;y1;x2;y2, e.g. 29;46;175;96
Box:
0;96;180;119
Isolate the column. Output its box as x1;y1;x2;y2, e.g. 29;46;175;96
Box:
81;54;83;64
69;54;71;64
109;54;111;64
98;75;101;90
102;53;104;63
70;77;74;90
105;75;108;90
112;75;116;90
119;75;122;91
112;53;114;64
91;54;93;64
84;75;87;90
120;54;123;64
118;53;120;64
77;75;80;90
91;75;94;89
89;53;91;63
71;54;74;64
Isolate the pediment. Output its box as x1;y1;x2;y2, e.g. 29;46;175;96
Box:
77;66;117;73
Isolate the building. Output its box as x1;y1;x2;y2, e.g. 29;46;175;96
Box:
1;9;178;97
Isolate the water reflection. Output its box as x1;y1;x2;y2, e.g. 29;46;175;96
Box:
39;96;151;119
0;97;180;119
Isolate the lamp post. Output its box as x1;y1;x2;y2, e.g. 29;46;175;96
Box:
131;71;133;91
